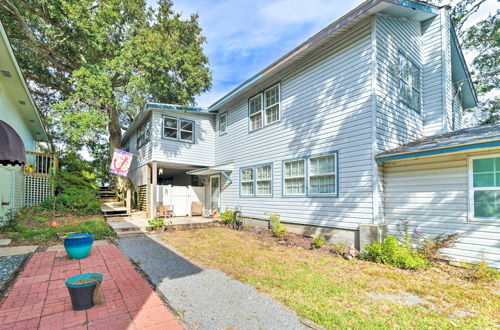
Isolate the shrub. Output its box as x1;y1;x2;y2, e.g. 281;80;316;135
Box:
41;186;101;215
268;213;286;239
364;234;429;270
463;260;500;282
418;233;459;260
219;209;237;225
147;217;165;232
311;237;326;249
331;242;349;255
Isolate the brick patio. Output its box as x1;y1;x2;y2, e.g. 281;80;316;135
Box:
0;244;182;329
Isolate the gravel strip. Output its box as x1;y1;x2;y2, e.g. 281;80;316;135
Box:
0;254;29;297
116;235;306;330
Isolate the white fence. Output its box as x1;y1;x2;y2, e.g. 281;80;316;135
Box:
156;185;205;217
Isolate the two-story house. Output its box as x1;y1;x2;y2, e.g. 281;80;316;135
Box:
121;0;499;268
0;22;55;219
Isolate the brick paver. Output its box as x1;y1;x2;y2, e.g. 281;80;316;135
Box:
0;244;182;330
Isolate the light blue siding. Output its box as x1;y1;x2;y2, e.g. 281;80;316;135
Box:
213;19;375;229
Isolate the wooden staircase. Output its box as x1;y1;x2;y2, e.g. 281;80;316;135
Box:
99;186;130;220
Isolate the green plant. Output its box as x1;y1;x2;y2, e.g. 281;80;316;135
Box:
463;260;500;282
219;209;237;225
267;213;286;239
364;234;429;270
311;237;326;249
147;217;165;232
418;233;459;260
330;242;349;255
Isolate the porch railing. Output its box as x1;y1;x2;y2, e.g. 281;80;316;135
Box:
23;152;58;177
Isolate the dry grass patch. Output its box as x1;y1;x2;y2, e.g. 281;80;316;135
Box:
161;227;499;329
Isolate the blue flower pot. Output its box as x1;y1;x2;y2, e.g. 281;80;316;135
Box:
64;233;94;259
65;273;103;310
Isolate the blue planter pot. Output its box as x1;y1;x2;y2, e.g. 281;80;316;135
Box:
65;273;103;310
64;233;94;259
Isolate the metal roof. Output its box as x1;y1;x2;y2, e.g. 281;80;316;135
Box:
376;124;500;162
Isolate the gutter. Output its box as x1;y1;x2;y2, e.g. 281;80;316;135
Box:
376;138;500;162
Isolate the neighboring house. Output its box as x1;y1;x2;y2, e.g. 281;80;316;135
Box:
122;0;499;267
0;22;54;219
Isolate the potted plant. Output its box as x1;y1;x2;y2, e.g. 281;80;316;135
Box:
64;233;94;259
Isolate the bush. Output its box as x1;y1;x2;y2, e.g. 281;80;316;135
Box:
268;213;286;239
147;217;165;232
219;209;237;225
463;260;500;282
41;186;101;215
364;234;429;270
311;237;326;249
418;233;459;260
331;242;349;255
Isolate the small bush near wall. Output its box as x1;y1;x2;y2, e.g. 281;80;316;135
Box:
311;237;326;249
267;213;286;239
364;234;429;270
219;209;236;225
463;260;500;282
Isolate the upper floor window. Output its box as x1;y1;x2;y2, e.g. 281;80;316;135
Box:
469;155;500;221
398;53;421;112
249;83;280;132
162;115;195;143
136;119;151;149
219;112;227;135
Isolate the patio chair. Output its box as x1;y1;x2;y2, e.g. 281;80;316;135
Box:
157;204;174;218
191;202;203;216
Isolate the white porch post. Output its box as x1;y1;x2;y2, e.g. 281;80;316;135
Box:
150;161;157;219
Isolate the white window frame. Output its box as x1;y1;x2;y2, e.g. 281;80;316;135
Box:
136;119;151;149
308;153;337;196
283;159;306;196
179;119;195;143
219;112;227;135
264;84;280;126
162;115;195;143
240;167;255;197
398;52;421;113
249;83;280;132
255;164;273;197
468;154;500;222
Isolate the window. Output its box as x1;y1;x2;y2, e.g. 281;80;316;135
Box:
398;53;421;112
162;115;195;143
249;83;280;131
256;164;272;196
264;84;280;125
309;154;337;195
180;120;194;142
136;119;151;149
219;112;227;135
122;140;130;152
470;155;500;220
249;95;262;131
240;168;254;196
283;159;306;196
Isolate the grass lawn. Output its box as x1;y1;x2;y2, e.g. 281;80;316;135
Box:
0;207;115;245
161;227;499;329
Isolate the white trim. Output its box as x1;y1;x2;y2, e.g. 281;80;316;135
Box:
219;112;227;135
467;153;500;223
210;174;221;210
308;153;337;196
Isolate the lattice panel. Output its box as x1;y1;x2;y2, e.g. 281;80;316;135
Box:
137;185;147;211
24;176;53;207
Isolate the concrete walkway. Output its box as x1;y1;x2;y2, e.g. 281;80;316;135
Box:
115;235;307;330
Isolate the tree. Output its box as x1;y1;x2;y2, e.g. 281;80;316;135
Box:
432;0;499;125
0;0;211;157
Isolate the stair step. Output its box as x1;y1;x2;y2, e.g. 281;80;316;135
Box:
116;230;148;237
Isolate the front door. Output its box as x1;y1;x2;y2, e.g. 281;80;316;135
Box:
210;175;220;211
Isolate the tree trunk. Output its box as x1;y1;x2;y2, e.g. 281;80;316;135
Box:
107;105;122;155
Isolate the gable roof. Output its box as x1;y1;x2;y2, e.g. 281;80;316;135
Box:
208;0;441;112
376;123;500;162
0;22;47;142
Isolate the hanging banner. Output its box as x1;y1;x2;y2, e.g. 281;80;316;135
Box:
109;148;134;177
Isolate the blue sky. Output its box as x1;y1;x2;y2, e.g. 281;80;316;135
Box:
147;0;497;107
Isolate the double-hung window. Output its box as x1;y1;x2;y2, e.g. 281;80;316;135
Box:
264;84;280;125
136;120;151;149
249;95;263;131
240;168;254;196
398;52;421;112
470;155;500;221
256;164;272;196
219;112;227;135
283;159;306;196
162;116;195;143
249;83;280;131
309;154;337;195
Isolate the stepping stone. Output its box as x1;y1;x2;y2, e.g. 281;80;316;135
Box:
0;245;38;257
0;239;11;246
